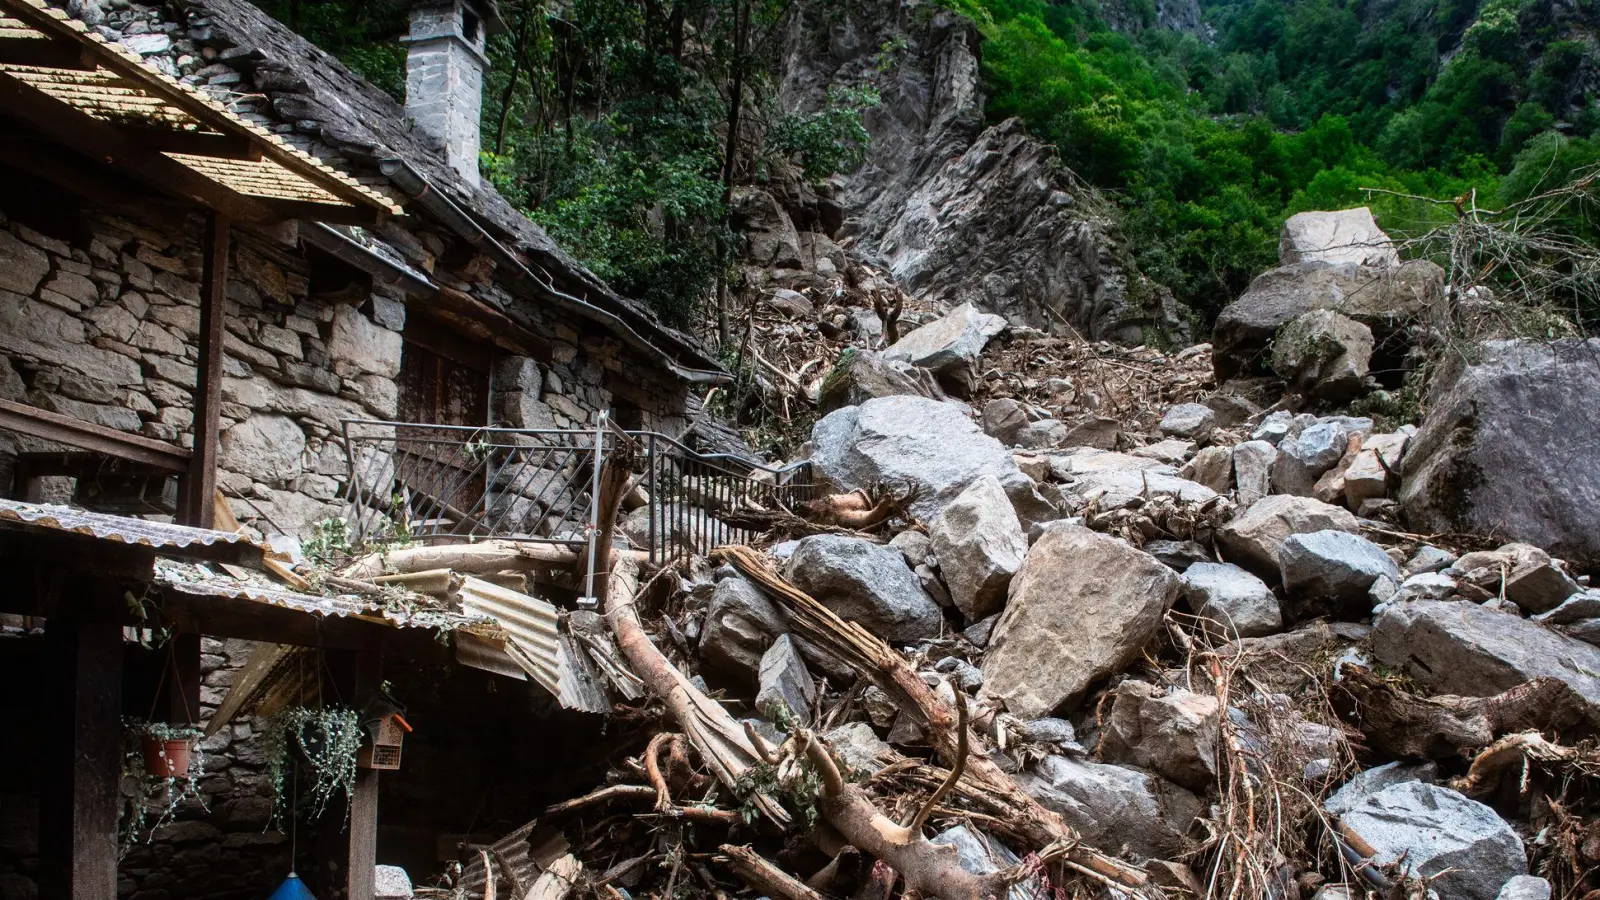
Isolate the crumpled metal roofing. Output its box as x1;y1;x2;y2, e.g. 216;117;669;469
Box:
0;498;261;558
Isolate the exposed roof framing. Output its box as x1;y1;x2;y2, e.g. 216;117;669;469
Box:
0;0;402;225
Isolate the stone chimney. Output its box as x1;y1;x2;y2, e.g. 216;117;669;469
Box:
402;0;502;187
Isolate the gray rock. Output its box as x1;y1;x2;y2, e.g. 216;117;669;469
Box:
731;187;802;267
1218;495;1360;574
1061;468;1218;511
1497;876;1552;900
1212;260;1443;380
933;655;985;691
1014;419;1068;450
1373;600;1600;705
756;635;815;725
929;825;1046;900
1273;421;1351;497
1019;754;1200;859
1342;431;1409;509
1279;207;1400;267
889;529;932;568
327;303;401;378
1251;411;1298;445
1393;571;1456;602
1504;561;1580;614
981;398;1029;445
1098;681;1221;792
375;865;413;899
1021;717;1077;746
1323;761;1439;816
1271;309;1373;400
0;230;51;296
824;722;892;774
981;525;1181;717
1280;529;1400;608
1131;438;1195;465
963;614;999;648
1405;545;1457;575
1145;539;1212;572
810;397;1024;521
1182;562;1281;638
785;535;944;642
1058;415;1122;449
884;302;1006;376
1159;403;1216;440
700;577;847;680
1535;590;1600;625
1401;339;1600;568
1232;440;1278;504
1180;445;1234;494
817;350;943;414
220;414;306;484
1339;782;1525;900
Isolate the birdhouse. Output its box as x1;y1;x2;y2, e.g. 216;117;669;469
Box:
358;713;411;771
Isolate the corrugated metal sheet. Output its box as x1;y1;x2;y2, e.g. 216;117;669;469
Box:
454;626;529;681
0;498;261;559
459;576;561;695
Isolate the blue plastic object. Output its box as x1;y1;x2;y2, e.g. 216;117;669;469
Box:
267;873;317;900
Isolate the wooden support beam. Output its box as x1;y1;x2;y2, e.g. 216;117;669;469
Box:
0;69;276;223
0;399;190;472
120;126;261;161
180;213;227;528
347;649;384;900
39;608;123;900
0;35;96;70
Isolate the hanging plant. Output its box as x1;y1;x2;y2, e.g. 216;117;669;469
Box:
118;718;207;857
263;706;364;826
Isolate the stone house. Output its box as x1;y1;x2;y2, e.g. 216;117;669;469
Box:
0;1;730;898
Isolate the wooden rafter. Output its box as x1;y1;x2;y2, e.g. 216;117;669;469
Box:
0;33;93;69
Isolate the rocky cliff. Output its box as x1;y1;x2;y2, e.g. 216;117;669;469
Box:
775;1;1187;344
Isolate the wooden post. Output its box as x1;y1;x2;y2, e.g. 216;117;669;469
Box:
39;611;123;900
346;649;383;900
181;212;228;528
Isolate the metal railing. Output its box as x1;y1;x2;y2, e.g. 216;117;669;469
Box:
339;416;816;566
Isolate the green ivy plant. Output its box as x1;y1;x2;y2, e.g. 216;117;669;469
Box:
263;706;365;827
118;719;206;857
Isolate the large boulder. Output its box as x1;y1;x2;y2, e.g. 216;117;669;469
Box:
1212;260;1443;379
1280;530;1400;611
1372;600;1600;705
981;526;1181;717
731;187;802;268
884;302;1007;376
810;396;1029;521
1279;208;1400;267
1019;754;1200;859
1270;309;1373;400
929;475;1027;620
700;576;848;680
1182;561;1281;638
784;535;944;642
1097;681;1221;792
1218;495;1359;574
1400;339;1600;568
816;350;943;414
1339;782;1525;900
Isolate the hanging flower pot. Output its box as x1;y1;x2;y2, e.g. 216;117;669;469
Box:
139;732;195;778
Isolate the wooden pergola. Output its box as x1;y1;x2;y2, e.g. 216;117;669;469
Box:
0;0;400;531
0;499;452;900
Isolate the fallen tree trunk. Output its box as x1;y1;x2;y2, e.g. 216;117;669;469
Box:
718;545;1156;894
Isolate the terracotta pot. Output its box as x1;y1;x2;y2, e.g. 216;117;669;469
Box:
139;735;193;777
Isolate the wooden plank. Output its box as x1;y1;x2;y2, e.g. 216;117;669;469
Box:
0;35;95;69
0;68;276;223
180;213;227;528
38;609;123;900
347;649;384;900
0;399;190;471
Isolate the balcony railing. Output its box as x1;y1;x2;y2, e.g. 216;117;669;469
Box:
339;417;816;567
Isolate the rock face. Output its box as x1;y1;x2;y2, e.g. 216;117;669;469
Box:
1279;208;1399;267
1020;754;1200;858
784;535;944;642
981;526;1181;717
777;4;1182;342
816;349;943;413
929;475;1027;620
1373;600;1600;705
1339;783;1525;900
810;396;1026;521
884;302;1006;376
1182;562;1281;638
1400;339;1600;568
1212;260;1444;379
1218;495;1360;574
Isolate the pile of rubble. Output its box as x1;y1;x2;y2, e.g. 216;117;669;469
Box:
301;208;1600;900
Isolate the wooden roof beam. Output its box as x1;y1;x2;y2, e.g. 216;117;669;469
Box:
0;68;278;223
121;125;261;161
0;35;95;70
259;197;381;226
